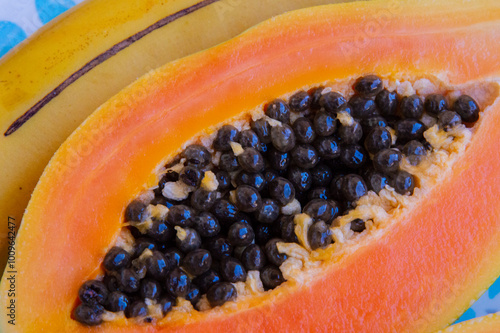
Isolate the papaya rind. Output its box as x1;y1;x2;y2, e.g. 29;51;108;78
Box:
437;313;500;333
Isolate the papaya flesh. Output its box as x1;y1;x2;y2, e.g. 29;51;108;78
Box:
1;0;500;332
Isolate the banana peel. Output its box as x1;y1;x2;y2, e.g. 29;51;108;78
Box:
0;0;356;270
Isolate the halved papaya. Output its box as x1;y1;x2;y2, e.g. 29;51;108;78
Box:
1;0;500;332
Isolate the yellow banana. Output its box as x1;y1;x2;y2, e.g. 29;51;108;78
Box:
0;0;353;269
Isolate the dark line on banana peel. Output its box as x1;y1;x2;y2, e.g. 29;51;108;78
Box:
5;0;219;136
